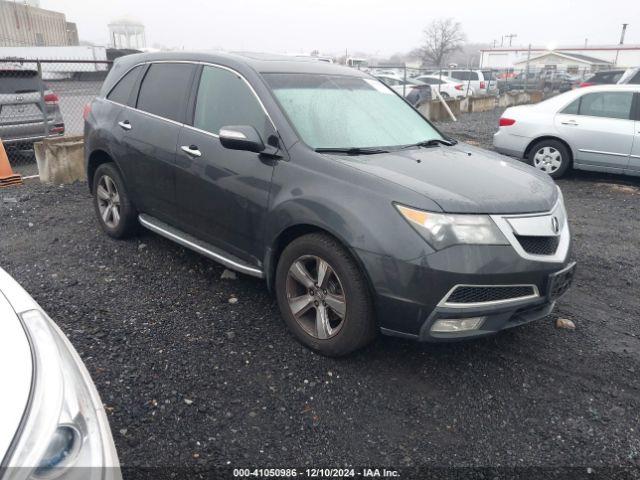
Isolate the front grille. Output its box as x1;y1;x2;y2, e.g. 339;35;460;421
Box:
514;235;560;255
445;285;536;305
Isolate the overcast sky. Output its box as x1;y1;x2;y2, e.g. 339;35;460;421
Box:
42;0;638;56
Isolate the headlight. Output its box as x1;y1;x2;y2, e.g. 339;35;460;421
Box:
3;309;120;480
396;204;508;250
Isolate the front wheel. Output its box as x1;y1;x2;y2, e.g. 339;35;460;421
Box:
528;139;571;179
275;233;376;357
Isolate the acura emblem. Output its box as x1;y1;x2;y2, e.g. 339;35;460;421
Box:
551;216;560;234
15;95;24;103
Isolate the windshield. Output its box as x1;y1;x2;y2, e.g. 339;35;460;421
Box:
264;73;442;150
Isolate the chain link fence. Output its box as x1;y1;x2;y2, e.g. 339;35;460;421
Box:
1;58;111;177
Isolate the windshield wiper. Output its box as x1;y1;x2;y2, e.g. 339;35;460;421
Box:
315;147;389;155
400;138;457;149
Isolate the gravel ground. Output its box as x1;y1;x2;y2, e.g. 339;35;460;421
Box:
1;113;640;476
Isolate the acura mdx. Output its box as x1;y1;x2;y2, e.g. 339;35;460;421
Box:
84;52;575;356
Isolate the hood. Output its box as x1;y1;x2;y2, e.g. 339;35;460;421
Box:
0;291;33;463
335;143;558;214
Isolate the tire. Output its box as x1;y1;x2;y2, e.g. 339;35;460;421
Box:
275;233;376;357
92;163;139;239
440;92;450;100
528;139;571;179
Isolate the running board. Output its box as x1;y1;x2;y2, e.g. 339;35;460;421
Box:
138;214;264;278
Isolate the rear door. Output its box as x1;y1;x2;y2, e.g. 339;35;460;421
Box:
118;62;197;220
555;90;635;171
175;64;277;264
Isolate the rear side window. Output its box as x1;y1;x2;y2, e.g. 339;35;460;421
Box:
589;71;623;84
137;63;196;122
561;98;580;115
576;92;633;120
451;71;478;81
107;65;142;105
629;72;640;84
0;70;41;94
193;65;270;138
481;71;494;80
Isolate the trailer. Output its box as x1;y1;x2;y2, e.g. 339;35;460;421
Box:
0;46;109;80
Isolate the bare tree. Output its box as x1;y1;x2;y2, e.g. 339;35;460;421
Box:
419;18;466;67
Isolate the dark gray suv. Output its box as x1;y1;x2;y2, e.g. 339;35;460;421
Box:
84;52;575;356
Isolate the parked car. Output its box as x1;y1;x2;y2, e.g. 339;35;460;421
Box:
493;85;640;178
0;66;65;150
413;75;468;99
374;74;431;105
577;68;640;87
0;267;120;478
431;69;498;96
85;52;575;356
499;71;574;94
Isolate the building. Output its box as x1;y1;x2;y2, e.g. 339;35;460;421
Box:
0;0;79;47
480;45;640;72
108;17;146;50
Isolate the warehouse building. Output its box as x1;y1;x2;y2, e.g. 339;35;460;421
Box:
480;45;640;71
0;0;79;47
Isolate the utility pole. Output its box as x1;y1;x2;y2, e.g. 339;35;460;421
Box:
504;34;517;47
524;44;532;93
619;23;628;45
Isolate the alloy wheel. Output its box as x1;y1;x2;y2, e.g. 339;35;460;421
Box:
533;146;562;174
286;255;346;340
96;175;121;229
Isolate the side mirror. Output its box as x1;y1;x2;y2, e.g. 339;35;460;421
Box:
219;125;265;153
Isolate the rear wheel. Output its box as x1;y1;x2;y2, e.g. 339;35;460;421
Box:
528;139;571;179
92;163;138;238
275;233;376;356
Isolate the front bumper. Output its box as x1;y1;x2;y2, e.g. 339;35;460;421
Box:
356;193;574;343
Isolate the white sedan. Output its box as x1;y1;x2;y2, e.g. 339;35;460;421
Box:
493;84;640;178
0;267;121;480
414;75;468;99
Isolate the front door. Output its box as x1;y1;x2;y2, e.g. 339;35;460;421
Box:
555;90;634;171
174;64;278;265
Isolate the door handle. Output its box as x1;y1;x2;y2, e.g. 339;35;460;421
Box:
118;120;132;131
181;145;202;157
561;120;579;126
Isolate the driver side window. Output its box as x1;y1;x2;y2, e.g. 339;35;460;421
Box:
193;66;271;139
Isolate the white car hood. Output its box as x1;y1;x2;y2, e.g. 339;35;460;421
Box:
0;282;33;464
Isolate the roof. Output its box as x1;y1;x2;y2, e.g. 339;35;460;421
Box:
514;51;612;66
113;50;363;76
481;44;640;52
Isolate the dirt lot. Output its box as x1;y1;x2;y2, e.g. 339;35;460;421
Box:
1;113;640;476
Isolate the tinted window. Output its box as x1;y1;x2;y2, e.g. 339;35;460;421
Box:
589;71;623;84
481;70;494;80
137;63;196;122
194;65;269;138
453;71;479;81
578;92;633;119
107;65;142;104
0;70;41;94
629;72;640;84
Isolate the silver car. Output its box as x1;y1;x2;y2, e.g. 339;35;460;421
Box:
0;66;65;149
493;84;640;178
0;267;121;479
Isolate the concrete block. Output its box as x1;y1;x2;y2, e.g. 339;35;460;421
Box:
34;135;85;185
468;96;497;113
418;99;461;121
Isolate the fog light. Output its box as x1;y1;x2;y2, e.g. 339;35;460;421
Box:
431;317;485;333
